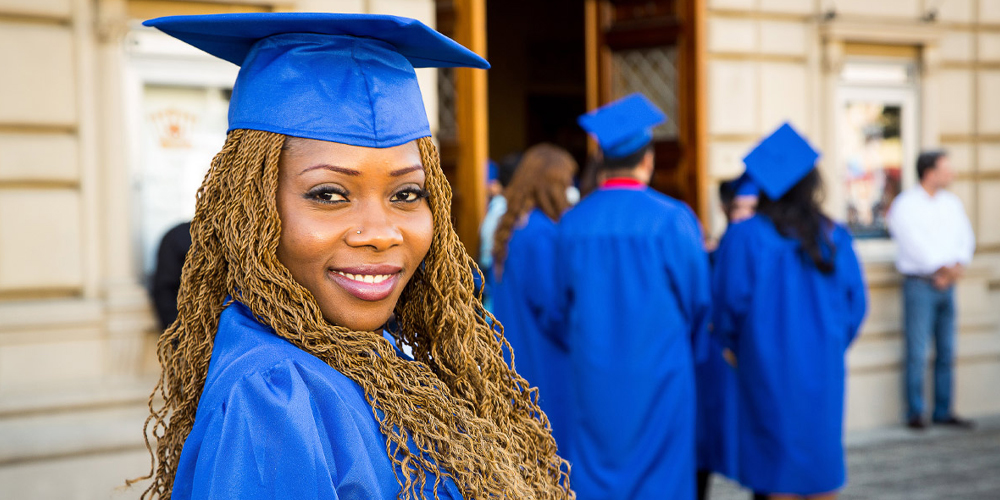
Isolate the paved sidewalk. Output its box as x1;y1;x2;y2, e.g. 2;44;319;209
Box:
708;416;1000;500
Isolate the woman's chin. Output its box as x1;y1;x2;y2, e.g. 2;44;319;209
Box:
322;309;393;333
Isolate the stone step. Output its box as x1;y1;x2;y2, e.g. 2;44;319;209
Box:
0;379;155;418
0;388;152;465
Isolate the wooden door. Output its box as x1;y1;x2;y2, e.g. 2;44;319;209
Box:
585;0;706;218
436;0;488;255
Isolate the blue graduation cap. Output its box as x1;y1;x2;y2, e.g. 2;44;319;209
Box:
578;93;666;160
734;172;759;197
487;159;499;183
742;122;820;199
144;13;489;148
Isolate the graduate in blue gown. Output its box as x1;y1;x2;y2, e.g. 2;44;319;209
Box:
712;123;868;499
479;152;522;312
696;174;759;500
555;94;711;500
490;144;578;451
134;13;572;500
172;300;466;500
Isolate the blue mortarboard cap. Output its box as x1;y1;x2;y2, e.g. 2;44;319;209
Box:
487;159;499;182
143;13;489;148
742;122;820;199
578;93;666;159
734;172;759;197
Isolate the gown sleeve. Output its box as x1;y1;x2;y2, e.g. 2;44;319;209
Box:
527;223;566;351
711;222;755;352
550;226;573;352
837;228;868;346
183;361;354;500
664;209;712;363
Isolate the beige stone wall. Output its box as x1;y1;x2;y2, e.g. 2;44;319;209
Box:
0;0;119;387
0;1;437;498
707;0;1000;430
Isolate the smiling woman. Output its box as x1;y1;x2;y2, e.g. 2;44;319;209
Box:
276;138;433;331
130;12;572;500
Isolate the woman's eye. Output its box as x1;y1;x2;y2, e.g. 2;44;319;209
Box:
305;187;348;203
392;188;429;203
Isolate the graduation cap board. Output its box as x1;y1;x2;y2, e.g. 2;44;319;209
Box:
144;12;489;148
742;122;820;199
578;93;666;160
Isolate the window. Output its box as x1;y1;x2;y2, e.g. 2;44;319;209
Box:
836;60;919;243
126;26;237;281
138;84;230;278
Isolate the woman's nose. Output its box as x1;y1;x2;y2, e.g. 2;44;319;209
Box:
344;205;404;251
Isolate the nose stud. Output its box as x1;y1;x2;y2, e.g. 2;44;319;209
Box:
356;230;362;234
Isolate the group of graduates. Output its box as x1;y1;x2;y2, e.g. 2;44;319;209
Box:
137;11;870;500
483;94;869;500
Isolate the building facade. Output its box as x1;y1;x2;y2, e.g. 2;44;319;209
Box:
704;0;1000;431
0;1;443;498
0;0;998;498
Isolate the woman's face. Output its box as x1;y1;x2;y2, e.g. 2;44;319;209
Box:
276;137;433;331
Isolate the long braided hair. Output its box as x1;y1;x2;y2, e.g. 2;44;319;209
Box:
131;129;572;499
757;169;836;274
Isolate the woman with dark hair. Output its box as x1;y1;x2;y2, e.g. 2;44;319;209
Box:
713;124;867;500
491;143;578;450
131;12;571;500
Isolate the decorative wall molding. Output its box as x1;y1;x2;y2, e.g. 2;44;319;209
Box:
820;18;946;74
820;19;947;47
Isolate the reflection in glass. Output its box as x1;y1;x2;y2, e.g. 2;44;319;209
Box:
841;102;903;239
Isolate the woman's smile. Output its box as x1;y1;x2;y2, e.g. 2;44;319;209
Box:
328;264;403;301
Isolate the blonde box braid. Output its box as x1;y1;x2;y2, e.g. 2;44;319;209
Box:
131;129;572;500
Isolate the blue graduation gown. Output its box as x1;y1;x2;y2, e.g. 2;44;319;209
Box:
694;251;739;479
712;216;867;495
171;301;463;500
492;209;570;451
555;185;711;500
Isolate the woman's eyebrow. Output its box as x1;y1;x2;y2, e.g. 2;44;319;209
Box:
299;164;361;176
390;165;424;177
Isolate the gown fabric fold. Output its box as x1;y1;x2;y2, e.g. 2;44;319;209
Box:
694;255;740;480
712;216;867;495
493;209;571;451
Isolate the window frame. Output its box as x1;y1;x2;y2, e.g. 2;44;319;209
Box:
833;58;921;263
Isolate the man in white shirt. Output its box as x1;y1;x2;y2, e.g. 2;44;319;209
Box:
887;150;975;430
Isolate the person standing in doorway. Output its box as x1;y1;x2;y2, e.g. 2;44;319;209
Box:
887;150;976;430
150;221;192;330
479;152;521;310
491;143;578;452
556;93;711;500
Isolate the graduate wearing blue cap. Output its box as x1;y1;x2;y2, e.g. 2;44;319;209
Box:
137;12;573;500
553;93;711;499
694;172;761;500
712;123;867;498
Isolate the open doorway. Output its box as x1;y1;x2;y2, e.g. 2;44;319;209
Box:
486;0;588;170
